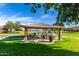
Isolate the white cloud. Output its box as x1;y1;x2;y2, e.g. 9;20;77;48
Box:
0;13;42;26
0;20;7;26
41;14;53;19
10;17;33;22
0;15;8;26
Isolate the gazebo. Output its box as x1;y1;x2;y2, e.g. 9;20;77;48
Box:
21;23;64;43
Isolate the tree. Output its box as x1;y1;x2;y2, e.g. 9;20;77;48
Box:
53;22;64;26
5;21;15;32
5;21;21;32
25;3;79;25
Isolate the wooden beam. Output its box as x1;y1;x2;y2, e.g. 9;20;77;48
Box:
58;28;62;40
21;25;65;29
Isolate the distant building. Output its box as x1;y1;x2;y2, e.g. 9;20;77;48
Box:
66;26;79;32
0;26;8;33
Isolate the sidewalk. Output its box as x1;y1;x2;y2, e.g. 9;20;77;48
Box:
0;34;17;40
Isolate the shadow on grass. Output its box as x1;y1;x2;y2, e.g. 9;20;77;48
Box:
0;41;79;56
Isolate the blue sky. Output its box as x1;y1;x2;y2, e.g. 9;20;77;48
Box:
0;3;58;26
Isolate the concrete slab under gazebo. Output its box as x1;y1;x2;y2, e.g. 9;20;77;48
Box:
21;23;64;43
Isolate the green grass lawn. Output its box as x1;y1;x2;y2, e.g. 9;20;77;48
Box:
63;32;79;38
0;32;79;56
0;34;10;37
0;38;79;56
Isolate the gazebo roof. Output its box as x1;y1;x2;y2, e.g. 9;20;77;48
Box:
22;23;65;29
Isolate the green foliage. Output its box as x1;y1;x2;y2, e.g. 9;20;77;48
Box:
5;21;15;32
25;3;79;25
5;21;21;32
53;22;64;26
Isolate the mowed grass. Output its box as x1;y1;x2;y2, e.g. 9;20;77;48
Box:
0;38;79;56
0;32;79;55
0;34;10;37
63;32;79;38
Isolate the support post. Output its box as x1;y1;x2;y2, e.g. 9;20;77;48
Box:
58;28;62;40
45;29;48;39
24;27;28;43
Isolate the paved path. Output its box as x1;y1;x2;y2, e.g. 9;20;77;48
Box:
0;34;18;40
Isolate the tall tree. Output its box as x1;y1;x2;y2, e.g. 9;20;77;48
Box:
5;21;15;32
25;3;79;26
5;21;21;32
